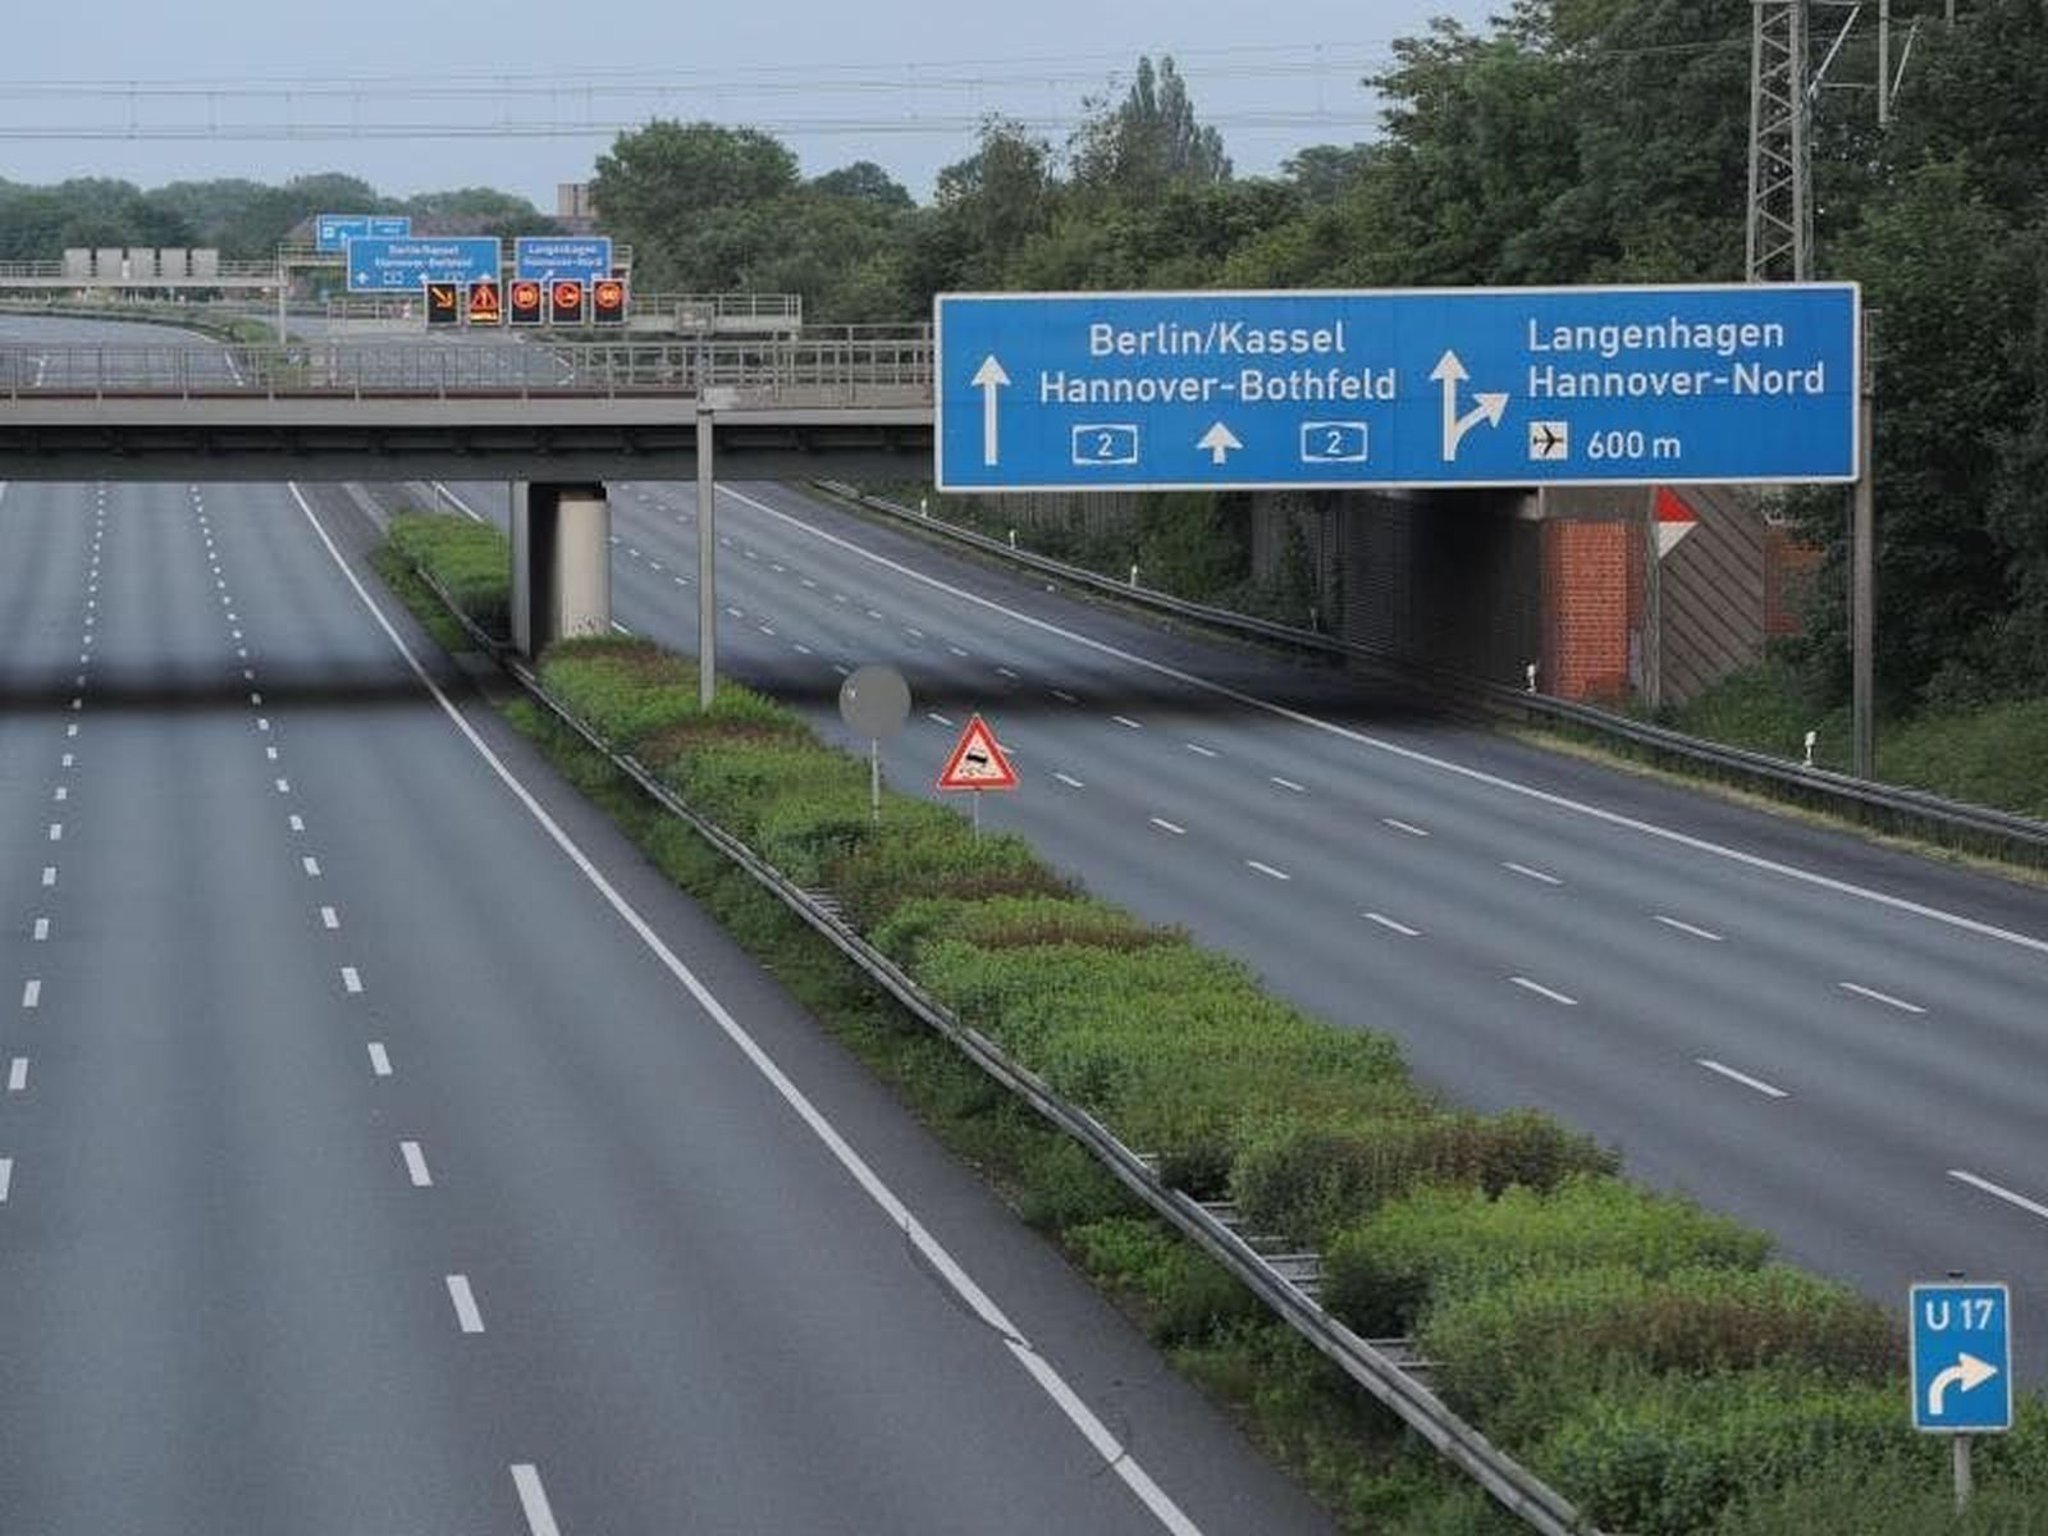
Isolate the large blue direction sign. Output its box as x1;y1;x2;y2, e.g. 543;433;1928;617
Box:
514;236;614;281
315;213;411;253
346;237;502;293
935;284;1860;492
1911;1282;2012;1433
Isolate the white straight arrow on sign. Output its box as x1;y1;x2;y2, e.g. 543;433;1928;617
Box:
973;356;1011;466
1198;422;1242;466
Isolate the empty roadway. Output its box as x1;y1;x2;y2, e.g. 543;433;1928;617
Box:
443;472;2048;1376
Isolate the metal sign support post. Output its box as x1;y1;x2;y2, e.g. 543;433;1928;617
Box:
1852;312;1877;778
1643;487;1664;714
1954;1433;1973;1513
696;405;717;711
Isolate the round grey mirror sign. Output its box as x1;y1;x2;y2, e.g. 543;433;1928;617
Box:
838;665;911;740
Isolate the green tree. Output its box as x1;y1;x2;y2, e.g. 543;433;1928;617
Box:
590;121;800;290
1069;56;1230;199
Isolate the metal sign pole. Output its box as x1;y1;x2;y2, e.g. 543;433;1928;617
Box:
696;405;717;711
1852;311;1877;778
1953;1433;1973;1514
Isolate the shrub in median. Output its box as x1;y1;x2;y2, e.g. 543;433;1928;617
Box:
871;894;1181;962
1320;1176;1773;1337
1420;1263;1901;1437
387;513;511;637
1231;1109;1618;1247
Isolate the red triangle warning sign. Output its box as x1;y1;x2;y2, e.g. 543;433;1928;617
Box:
937;713;1019;792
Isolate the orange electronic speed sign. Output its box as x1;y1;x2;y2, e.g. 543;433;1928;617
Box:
508;279;544;326
424;282;460;326
592;277;628;325
467;278;503;325
549;279;586;325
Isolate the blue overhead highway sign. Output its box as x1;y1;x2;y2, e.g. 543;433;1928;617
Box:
315;213;411;253
514;237;614;281
935;284;1861;492
1911;1282;2012;1434
347;237;502;293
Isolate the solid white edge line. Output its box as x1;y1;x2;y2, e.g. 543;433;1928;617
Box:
1949;1169;2048;1222
295;485;1206;1536
1364;912;1421;938
446;1274;484;1333
401;1140;433;1187
511;1464;563;1536
1509;976;1578;1007
1839;981;1927;1015
1696;1058;1789;1099
718;484;2048;961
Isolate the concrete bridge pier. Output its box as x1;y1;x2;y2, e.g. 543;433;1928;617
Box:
511;481;612;656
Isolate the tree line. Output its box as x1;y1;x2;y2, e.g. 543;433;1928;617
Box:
4;2;2042;713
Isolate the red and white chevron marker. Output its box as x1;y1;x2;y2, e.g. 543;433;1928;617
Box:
1655;486;1700;559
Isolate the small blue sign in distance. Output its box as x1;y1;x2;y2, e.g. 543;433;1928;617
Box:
315;214;411;253
514;237;615;281
934;284;1861;492
346;237;502;293
1911;1282;2012;1434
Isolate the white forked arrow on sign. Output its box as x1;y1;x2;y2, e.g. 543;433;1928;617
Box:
1198;421;1243;466
1430;350;1509;462
972;355;1011;467
1928;1353;2000;1417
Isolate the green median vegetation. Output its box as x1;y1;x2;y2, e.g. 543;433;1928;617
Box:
383;511;2048;1533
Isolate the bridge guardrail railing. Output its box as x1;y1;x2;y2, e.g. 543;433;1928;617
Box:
817;482;2048;867
0;340;937;404
390;544;1597;1535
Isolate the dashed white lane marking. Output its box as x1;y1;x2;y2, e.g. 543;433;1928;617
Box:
1510;976;1579;1007
60;754;72;768
1505;862;1563;886
906;627;926;640
510;1465;562;1536
1949;1169;2048;1222
1270;776;1306;794
257;716;270;731
288;814;305;833
1654;914;1725;942
947;644;969;657
1150;817;1186;836
0;1159;12;1203
926;711;953;728
1246;860;1291;882
301;856;322;877
5;1058;24;1092
793;643;812;656
400;1140;433;1187
19;981;37;1010
1111;715;1143;730
40;867;55;888
673;576;688;587
1697;1058;1789;1099
1383;817;1430;838
249;692;262;706
610;621;632;637
32;919;48;942
340;967;363;995
865;609;884;621
1052;689;1078;704
265;746;279;762
320;906;340;930
446;1274;485;1333
367;1042;393;1077
1053;772;1085;789
52;787;66;803
801;577;818;589
276;778;291;794
65;725;77;738
301;485;1208;1536
1364;912;1421;938
1839;981;1926;1015
1183;741;1216;758
723;606;743;619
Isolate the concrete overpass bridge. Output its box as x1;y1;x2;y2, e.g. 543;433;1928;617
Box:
0;331;937;666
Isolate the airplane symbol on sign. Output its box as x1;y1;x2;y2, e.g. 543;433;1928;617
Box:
1528;420;1570;461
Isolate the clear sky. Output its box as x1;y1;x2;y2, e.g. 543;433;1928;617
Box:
0;2;1498;208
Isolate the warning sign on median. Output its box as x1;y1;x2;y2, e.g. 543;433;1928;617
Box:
937;714;1018;792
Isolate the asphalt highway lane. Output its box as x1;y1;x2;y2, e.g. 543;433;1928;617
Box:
0;474;1337;1534
462;473;2048;1376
